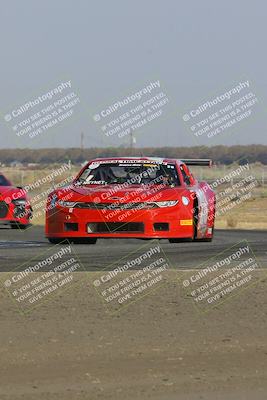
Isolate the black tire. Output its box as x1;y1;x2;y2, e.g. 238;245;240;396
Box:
11;224;19;229
47;238;65;244
197;226;215;242
47;237;97;245
71;238;97;244
195;236;213;242
169;238;192;243
11;223;28;230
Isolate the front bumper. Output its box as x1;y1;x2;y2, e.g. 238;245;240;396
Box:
46;205;194;239
0;201;32;225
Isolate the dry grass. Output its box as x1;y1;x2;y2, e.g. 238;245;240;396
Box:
215;197;267;230
1;165;267;229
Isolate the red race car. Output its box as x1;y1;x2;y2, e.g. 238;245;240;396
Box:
46;157;216;244
0;173;32;229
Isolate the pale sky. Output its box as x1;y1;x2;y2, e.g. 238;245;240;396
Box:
0;0;267;148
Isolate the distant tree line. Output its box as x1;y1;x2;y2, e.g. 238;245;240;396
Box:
0;145;267;165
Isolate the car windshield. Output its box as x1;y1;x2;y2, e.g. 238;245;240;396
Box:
0;175;10;186
76;161;180;186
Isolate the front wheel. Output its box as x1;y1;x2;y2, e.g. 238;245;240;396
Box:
47;237;97;245
47;238;66;244
169;238;192;243
11;223;29;230
71;238;97;244
194;236;213;242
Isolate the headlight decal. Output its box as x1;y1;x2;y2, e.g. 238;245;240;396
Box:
56;200;178;209
153;200;179;208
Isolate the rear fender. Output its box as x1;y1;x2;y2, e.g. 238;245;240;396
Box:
193;182;215;238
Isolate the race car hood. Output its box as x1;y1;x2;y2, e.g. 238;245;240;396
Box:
58;184;190;203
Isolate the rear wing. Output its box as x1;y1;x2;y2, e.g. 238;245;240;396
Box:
180;159;212;167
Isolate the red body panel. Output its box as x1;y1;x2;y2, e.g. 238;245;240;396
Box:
45;157;216;240
0;174;32;227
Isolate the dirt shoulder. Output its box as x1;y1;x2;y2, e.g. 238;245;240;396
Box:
0;270;267;400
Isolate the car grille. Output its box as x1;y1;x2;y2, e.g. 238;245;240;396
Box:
13;205;26;219
75;202;156;210
87;222;144;233
0;201;9;218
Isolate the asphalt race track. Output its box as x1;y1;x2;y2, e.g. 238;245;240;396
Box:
0;226;266;271
1;225;267;400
